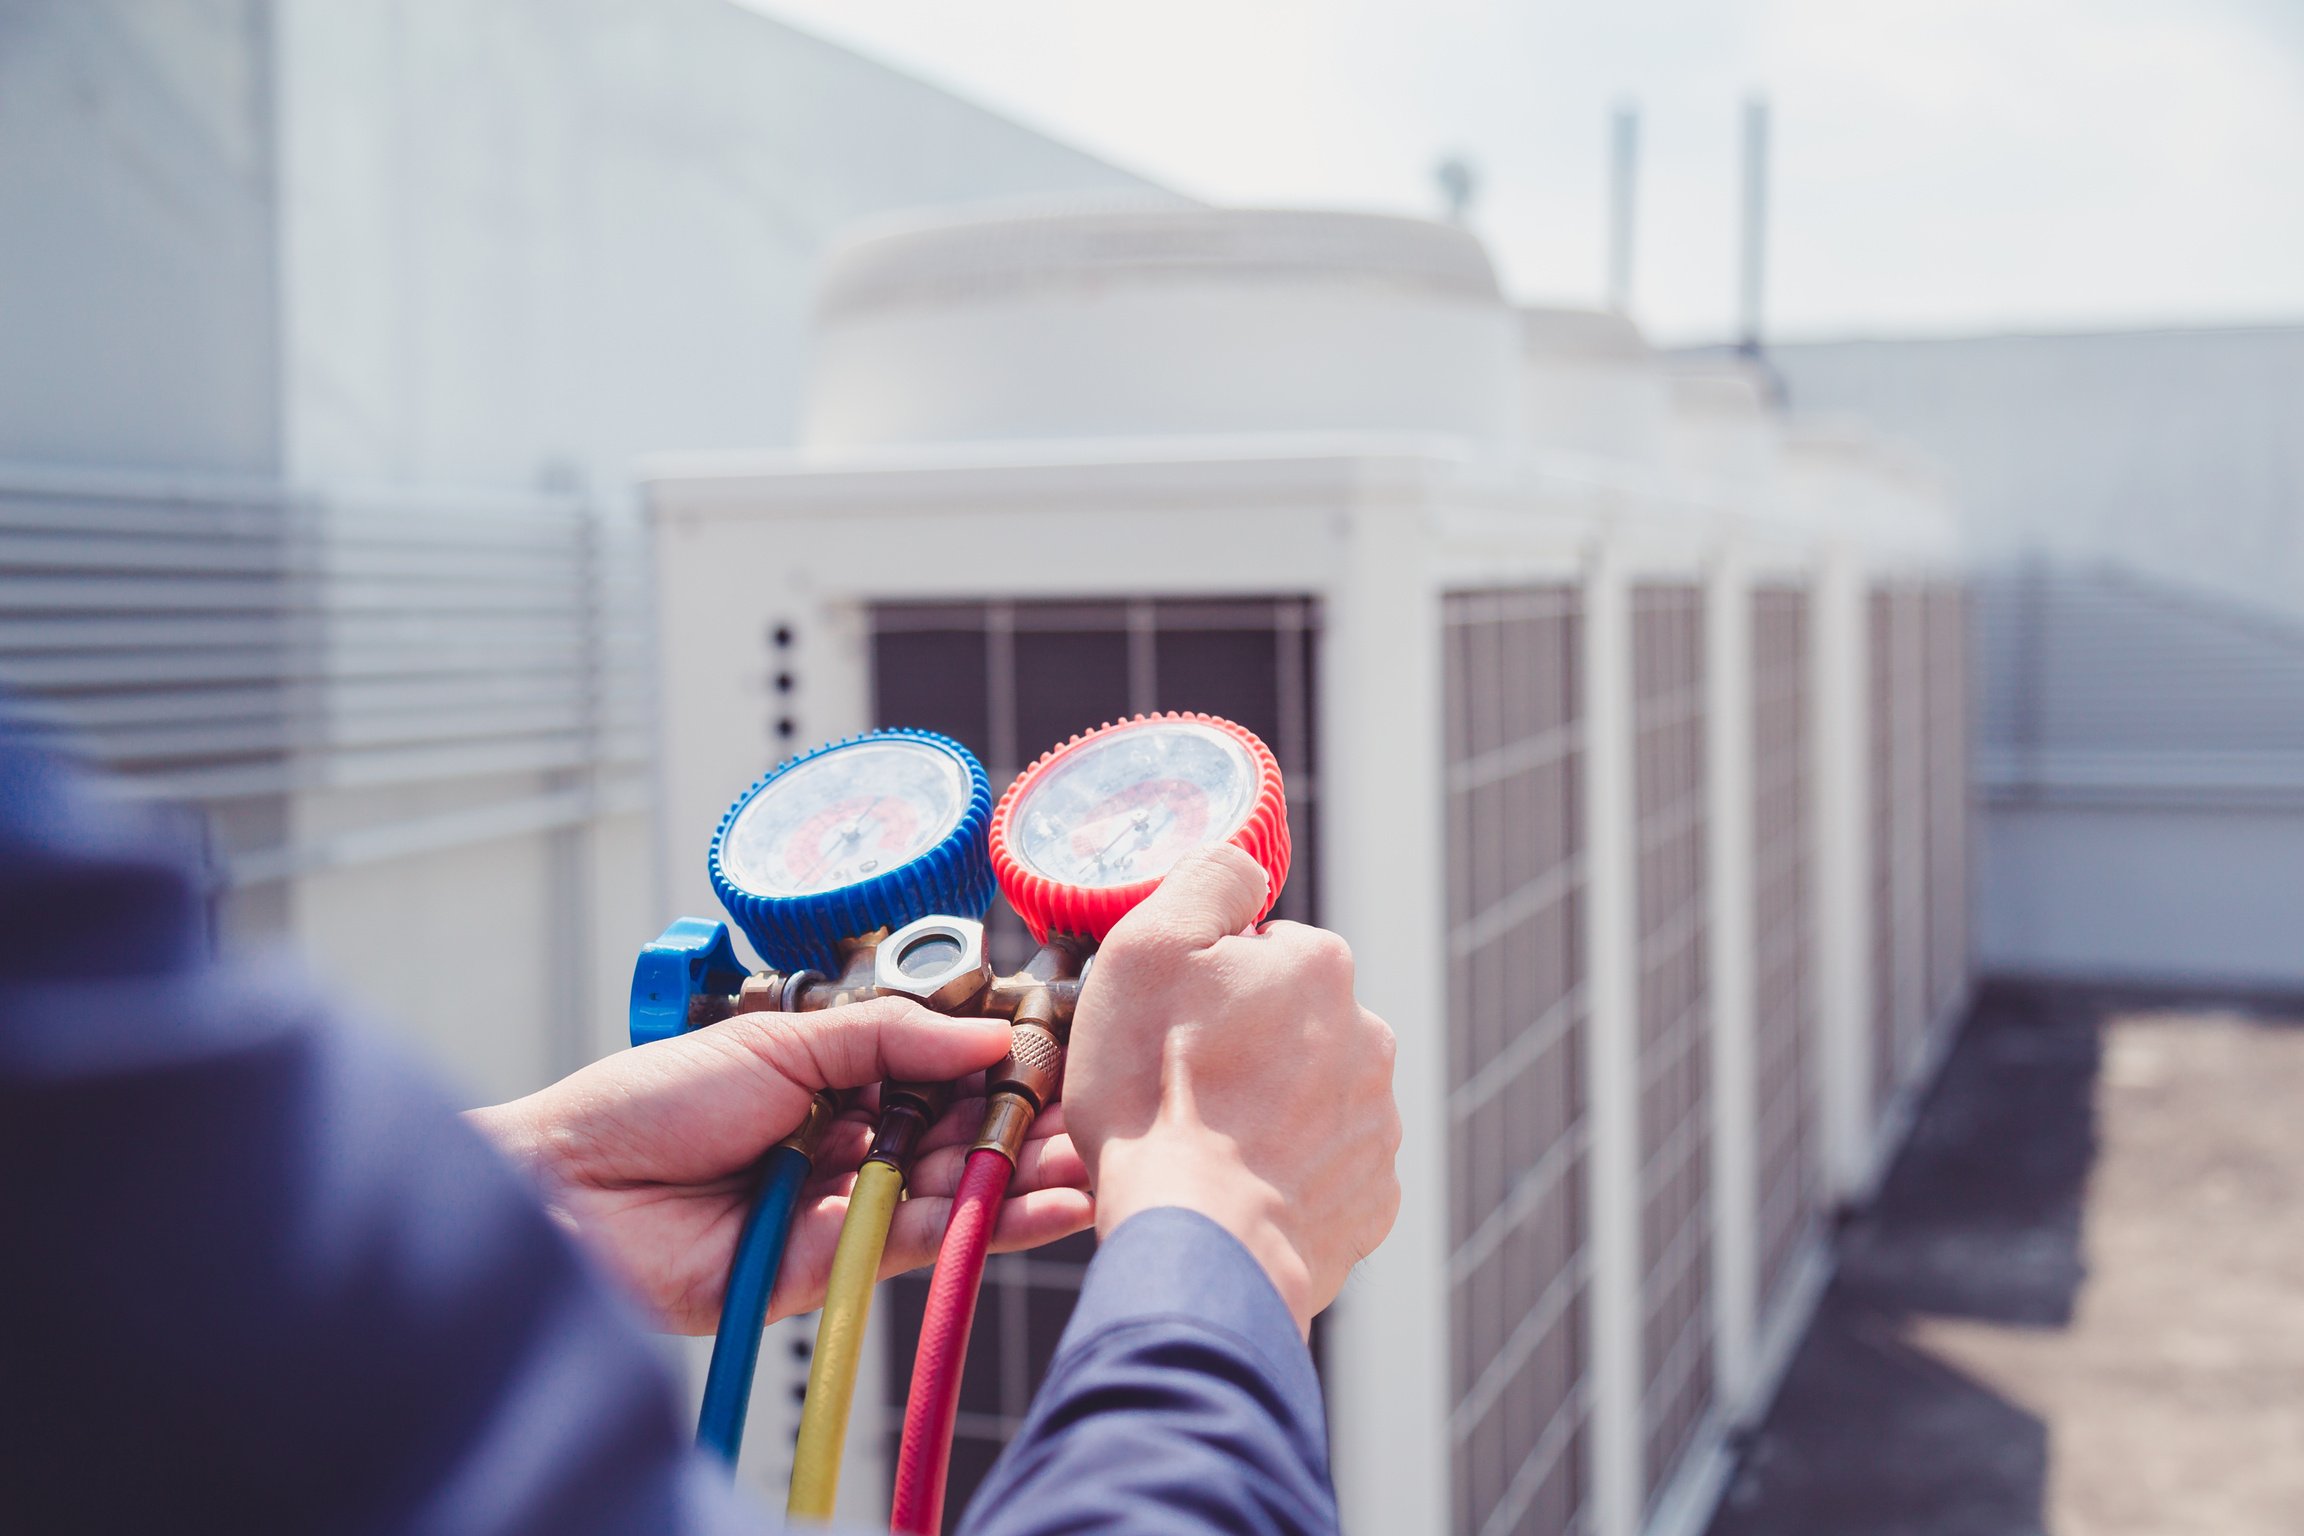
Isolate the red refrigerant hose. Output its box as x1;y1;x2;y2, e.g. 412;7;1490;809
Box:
890;715;1291;1532
892;1147;1016;1535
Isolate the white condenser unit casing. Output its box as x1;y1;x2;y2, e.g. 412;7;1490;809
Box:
645;202;1969;1536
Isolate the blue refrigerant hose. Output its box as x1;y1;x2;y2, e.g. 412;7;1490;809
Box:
696;1143;814;1462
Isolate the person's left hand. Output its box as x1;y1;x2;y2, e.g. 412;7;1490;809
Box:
469;997;1093;1334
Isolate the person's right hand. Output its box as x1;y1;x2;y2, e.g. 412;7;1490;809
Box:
1062;845;1402;1334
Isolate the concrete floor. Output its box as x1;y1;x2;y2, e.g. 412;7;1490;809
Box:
1710;981;2304;1536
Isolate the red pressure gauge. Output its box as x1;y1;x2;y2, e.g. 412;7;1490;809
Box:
990;713;1291;943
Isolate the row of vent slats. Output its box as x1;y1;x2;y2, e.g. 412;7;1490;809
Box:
1975;567;2304;760
0;480;650;797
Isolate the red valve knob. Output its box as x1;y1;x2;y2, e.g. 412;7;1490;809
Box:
990;712;1290;944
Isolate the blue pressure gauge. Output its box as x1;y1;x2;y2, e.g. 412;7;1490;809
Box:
708;729;995;973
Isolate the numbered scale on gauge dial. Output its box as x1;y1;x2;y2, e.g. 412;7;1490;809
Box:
991;713;1291;943
709;730;994;971
719;739;966;895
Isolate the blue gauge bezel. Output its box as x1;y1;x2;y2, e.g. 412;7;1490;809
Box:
706;728;995;973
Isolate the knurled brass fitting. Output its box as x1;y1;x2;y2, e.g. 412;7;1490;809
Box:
973;988;1065;1163
777;1088;841;1159
992;1018;1064;1107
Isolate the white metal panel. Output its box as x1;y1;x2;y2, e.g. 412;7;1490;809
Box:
1323;488;1456;1536
1580;546;1645;1536
1810;550;1875;1203
1704;554;1759;1411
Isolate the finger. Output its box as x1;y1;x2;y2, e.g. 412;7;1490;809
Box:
1105;844;1270;955
777;1133;1090;1316
987;1188;1097;1254
806;1121;873;1184
913;1096;1067;1159
718;995;1014;1094
1008;1131;1089;1196
809;1108;1082;1200
1223;919;1358;1001
878;1187;1096;1278
908;1125;1086;1201
911;1091;990;1156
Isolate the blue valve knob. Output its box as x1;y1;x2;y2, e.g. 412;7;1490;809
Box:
629;916;748;1048
707;729;994;973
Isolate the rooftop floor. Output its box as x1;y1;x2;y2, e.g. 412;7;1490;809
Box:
1710;980;2304;1536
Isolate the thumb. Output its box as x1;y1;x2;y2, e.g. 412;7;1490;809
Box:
1111;844;1271;953
720;995;1014;1093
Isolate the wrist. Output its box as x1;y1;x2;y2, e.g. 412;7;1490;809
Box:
1094;1132;1317;1336
465;1100;550;1184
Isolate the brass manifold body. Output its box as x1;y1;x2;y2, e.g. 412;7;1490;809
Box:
690;916;1090;1166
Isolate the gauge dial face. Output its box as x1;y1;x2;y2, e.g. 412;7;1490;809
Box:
1010;720;1257;889
719;739;970;897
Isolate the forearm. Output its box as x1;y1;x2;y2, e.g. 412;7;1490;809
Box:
958;1209;1339;1536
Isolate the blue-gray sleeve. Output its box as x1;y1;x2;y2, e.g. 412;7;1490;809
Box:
959;1208;1341;1536
0;728;762;1535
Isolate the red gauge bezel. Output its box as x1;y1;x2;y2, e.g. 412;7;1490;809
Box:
989;712;1290;944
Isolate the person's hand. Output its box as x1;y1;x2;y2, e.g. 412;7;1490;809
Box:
469;998;1093;1334
1063;846;1401;1334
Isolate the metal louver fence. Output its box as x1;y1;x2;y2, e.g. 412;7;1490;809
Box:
1973;563;2304;805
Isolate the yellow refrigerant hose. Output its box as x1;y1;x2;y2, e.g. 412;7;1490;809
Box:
787;1156;905;1520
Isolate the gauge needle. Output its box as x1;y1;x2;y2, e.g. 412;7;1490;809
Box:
796;798;885;887
1089;806;1173;877
1085;809;1146;873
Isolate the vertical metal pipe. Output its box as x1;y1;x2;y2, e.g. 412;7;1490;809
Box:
1608;104;1640;315
1738;98;1771;358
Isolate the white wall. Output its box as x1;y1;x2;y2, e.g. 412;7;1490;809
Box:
1775;325;2304;990
272;0;1160;494
1773;326;2304;620
1980;804;2304;988
0;0;281;473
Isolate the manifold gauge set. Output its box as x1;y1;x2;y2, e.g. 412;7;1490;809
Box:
626;714;1291;1533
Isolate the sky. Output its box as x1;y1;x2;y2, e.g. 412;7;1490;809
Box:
742;0;2304;344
